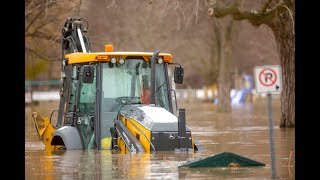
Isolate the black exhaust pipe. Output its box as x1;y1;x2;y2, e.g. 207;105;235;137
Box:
178;108;188;151
150;50;160;105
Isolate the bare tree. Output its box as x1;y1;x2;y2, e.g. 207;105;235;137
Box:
25;0;81;80
216;18;234;112
182;0;294;127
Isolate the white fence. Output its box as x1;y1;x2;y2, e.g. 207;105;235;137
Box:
175;88;279;102
25;91;60;103
25;89;279;104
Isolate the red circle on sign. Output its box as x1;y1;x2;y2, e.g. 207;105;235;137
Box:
259;68;277;86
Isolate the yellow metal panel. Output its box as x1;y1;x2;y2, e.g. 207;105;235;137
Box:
126;118;151;153
101;137;112;150
66;53;106;64
42;120;56;149
32;112;57;149
119;116;152;153
117;137;127;154
66;52;173;64
190;133;195;152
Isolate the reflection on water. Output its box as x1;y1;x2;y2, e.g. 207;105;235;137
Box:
25;100;295;179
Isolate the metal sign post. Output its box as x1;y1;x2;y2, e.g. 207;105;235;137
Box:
267;93;276;179
254;65;282;179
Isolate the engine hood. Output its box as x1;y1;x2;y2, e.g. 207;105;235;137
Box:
119;104;190;132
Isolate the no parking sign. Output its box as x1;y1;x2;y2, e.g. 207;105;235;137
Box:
254;65;283;178
254;65;282;94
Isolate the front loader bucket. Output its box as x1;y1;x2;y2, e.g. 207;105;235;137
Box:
32;112;57;149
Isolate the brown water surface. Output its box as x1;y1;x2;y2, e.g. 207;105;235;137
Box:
25;99;295;179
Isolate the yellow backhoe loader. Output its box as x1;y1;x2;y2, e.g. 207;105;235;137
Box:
32;17;203;154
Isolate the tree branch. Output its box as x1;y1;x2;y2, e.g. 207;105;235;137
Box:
25;47;60;61
32;18;56;34
77;0;82;16
105;0;117;8
281;4;295;35
212;0;294;26
25;0;56;17
25;7;46;32
186;0;200;27
261;0;274;14
25;31;61;44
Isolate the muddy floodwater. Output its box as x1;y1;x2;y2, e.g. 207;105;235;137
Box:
25;99;295;179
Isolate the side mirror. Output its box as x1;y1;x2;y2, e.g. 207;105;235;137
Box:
174;66;184;84
82;65;94;83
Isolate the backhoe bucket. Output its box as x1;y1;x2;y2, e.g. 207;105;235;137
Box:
32;112;57;149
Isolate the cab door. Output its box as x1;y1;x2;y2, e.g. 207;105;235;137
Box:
75;64;97;149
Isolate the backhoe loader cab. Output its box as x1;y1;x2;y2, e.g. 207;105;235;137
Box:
32;17;202;154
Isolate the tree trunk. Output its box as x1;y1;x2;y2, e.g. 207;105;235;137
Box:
206;0;295;126
269;12;295;128
217;20;233;112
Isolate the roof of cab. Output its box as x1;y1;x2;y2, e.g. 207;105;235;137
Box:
65;52;173;64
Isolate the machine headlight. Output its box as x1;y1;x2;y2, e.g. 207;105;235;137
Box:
158;57;163;64
119;57;125;64
111;57;116;64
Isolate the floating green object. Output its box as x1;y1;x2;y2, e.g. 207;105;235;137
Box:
178;152;265;168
